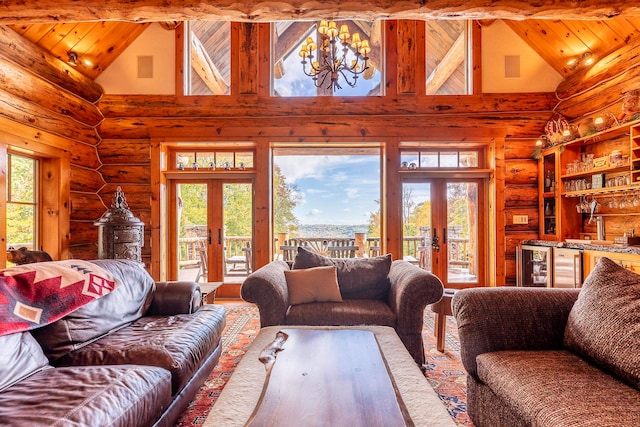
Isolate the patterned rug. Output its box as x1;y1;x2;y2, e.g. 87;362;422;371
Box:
175;302;473;427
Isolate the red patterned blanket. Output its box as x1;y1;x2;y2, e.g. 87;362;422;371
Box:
0;260;119;336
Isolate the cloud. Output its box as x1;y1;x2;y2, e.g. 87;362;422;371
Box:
306;208;321;216
345;187;359;198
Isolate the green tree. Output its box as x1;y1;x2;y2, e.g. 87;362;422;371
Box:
6;155;36;247
223;183;252;236
367;199;381;237
273;165;300;235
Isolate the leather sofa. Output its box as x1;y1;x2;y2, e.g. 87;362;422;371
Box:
452;257;640;426
0;259;226;427
241;247;444;365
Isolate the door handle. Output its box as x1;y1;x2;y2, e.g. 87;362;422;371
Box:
432;229;440;252
443;227;447;244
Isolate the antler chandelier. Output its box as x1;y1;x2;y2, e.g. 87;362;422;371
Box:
298;20;371;92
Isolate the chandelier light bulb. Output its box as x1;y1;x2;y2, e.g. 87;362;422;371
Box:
299;19;371;92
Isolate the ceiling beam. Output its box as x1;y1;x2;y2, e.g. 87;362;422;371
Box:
0;1;638;24
190;31;229;95
426;31;465;94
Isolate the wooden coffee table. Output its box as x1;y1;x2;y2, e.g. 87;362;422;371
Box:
246;329;411;426
204;326;455;427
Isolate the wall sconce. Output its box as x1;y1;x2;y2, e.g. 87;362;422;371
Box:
567;51;594;70
67;51;78;67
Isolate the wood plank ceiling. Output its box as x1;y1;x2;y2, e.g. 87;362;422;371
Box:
7;17;640;83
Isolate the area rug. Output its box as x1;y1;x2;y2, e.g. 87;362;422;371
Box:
175;303;472;427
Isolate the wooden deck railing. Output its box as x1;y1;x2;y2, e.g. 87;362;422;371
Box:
178;235;470;271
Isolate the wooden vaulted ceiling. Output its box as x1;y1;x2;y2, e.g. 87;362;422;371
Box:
8;17;640;82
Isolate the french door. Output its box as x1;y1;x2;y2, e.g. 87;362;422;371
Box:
402;178;486;288
169;179;253;283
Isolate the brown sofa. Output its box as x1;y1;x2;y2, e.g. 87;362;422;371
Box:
240;247;444;365
0;259;226;427
452;257;640;427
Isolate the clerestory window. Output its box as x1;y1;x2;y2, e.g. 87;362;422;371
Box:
271;20;384;97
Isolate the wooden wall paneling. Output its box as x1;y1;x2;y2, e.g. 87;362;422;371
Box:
384;21;398;98
98;113;546;140
556;36;640;100
68;242;98;260
492;137;506;286
150;140;164;279
99;184;152;211
0;88;101;145
97;92;557;117
40;157;62;257
5;0;640;24
504;159;538;185
98;164;151;184
0;26;103;102
238;22;259;95
472;21;482;95
504;184;538;206
175;23;185;98
555;67;640;120
0;143;6;266
385;139;401;259
98;139;151;163
0;57;103;126
70;165;105;192
70;220;99;247
396;20;418;94
253;138;271;270
70;192;107;221
257;23;271;96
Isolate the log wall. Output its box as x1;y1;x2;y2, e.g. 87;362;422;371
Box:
10;20;632;284
95;22;557;283
0;25;106;263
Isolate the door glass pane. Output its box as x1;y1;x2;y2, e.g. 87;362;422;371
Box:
402;183;432;273
272;147;381;260
447;182;478;283
222;183;253;280
176;183;208;282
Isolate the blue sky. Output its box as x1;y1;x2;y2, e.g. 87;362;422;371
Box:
274;154;380;225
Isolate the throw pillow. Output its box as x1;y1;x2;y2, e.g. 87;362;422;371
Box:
563;257;640;388
292;246;392;300
284;265;343;305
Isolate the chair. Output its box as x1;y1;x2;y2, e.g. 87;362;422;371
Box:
224;241;252;276
194;244;208;282
241;251;445;365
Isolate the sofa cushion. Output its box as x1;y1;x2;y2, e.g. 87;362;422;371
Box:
292;247;392;299
0;331;51;392
286;299;396;327
0;364;172;427
31;259;155;361
476;350;640;426
54;304;226;395
284;266;343;305
563;257;640;388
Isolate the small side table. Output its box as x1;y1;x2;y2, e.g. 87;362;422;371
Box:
199;282;223;304
429;288;458;352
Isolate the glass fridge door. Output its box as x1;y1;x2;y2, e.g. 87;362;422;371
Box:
518;245;552;287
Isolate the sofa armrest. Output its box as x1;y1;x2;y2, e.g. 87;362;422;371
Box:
452;287;580;379
147;281;202;316
240;260;290;327
387;260;444;335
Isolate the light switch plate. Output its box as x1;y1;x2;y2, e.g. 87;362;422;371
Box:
513;215;529;224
